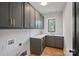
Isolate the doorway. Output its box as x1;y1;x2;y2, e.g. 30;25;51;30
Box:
73;2;79;56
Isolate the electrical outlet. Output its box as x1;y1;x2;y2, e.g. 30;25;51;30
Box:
8;40;14;45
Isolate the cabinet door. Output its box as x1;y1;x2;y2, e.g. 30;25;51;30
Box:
25;3;30;28
40;15;42;29
0;2;9;27
46;36;56;47
9;2;13;27
30;38;41;54
12;2;23;27
35;11;41;29
42;16;44;29
55;36;64;49
40;15;44;29
29;5;35;29
41;37;46;50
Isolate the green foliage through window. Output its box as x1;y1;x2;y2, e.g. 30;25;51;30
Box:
48;19;55;32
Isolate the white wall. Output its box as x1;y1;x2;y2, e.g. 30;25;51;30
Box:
0;29;41;56
44;12;63;36
63;2;73;56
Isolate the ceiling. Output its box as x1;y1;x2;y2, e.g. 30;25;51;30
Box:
30;2;66;15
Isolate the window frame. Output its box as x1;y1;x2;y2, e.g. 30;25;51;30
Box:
48;19;55;32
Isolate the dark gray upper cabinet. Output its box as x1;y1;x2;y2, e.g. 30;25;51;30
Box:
24;3;30;29
35;11;44;29
40;15;44;29
0;2;24;28
0;2;44;29
24;3;44;29
42;16;44;29
9;2;23;28
29;5;35;29
35;11;41;29
24;3;41;29
0;2;9;27
40;15;42;29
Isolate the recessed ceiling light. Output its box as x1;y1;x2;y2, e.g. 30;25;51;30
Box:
41;2;47;6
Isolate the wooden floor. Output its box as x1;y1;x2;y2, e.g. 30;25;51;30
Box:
30;47;64;56
42;47;64;56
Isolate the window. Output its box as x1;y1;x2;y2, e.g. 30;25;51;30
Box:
48;19;55;32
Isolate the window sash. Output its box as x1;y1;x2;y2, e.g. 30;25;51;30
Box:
48;19;55;32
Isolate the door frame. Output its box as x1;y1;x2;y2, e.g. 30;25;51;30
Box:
73;2;76;56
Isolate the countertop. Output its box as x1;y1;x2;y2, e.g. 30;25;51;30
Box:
31;34;64;39
47;35;64;37
31;34;47;39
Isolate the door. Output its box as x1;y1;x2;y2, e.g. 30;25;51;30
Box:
0;2;9;27
73;2;79;56
75;2;79;56
10;2;23;27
